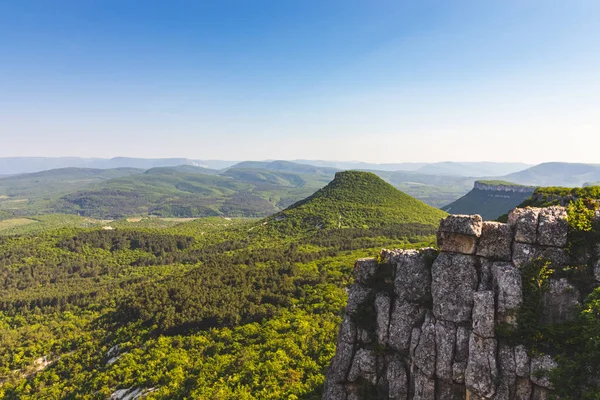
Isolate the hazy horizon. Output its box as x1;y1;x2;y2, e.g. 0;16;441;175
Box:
2;1;599;163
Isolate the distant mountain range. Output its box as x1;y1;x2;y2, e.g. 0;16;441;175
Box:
0;157;531;177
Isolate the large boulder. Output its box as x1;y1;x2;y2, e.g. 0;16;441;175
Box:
388;299;424;352
509;208;540;244
472;291;495;338
437;215;483;254
476;222;513;261
514;345;530;377
491;262;523;326
392;249;435;302
354;258;379;285
465;334;499;398
537;206;568;247
432;253;479;323
345;284;372;316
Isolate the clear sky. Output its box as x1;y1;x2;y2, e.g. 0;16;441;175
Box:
1;0;599;163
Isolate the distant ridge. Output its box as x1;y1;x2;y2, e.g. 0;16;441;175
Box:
442;180;536;220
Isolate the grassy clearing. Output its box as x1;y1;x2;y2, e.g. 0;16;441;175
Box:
0;218;37;231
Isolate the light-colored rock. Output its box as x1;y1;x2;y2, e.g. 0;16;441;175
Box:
387;357;408;400
432;253;479;323
493;344;516;400
435;320;456;381
437;231;479;254
375;293;390;346
509;207;540;244
410;327;421;359
542;278;581;324
388;300;424;352
439;214;483;236
530;354;558;389
478;258;493;291
512;242;539;268
514;345;530;377
393;249;435;302
515;377;532;400
491;262;522;326
413;369;436;400
345;284;372;316
472;291;495;338
537;206;568;247
327;340;355;383
338;315;357;344
110;388;144;400
347;348;377;385
413;312;437;378
465;334;498;398
354;258;379;285
477;222;513;261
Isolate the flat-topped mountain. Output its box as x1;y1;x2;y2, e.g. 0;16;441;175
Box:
443;180;536;220
269;171;448;231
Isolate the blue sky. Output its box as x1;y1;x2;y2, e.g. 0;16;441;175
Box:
1;0;599;163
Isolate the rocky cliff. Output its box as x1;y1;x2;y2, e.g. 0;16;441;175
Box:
473;182;536;194
323;206;600;400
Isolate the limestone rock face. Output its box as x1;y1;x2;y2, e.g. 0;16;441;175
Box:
491;263;522;326
472;291;495;338
509;207;540;244
322;206;598;400
392;249;435;302
537;206;568;247
432;253;478;323
465;334;498;398
542;278;581;324
476;222;512;261
437;215;482;254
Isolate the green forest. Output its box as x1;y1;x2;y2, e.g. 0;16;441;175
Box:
0;172;442;398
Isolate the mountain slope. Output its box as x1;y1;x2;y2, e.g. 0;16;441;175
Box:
268;171;448;232
442;180;536;220
501;162;600;187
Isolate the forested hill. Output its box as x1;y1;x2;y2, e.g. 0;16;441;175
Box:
0;171;443;399
268;171;448;233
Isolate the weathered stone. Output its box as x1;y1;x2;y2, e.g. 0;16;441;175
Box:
491;262;522;326
512;242;539;268
472;291;495;338
508;207;540;244
410;327;421;359
530;354;558;389
493;344;516;400
439;214;483;236
478;258;493;291
514;345;530;377
413;312;437;378
354;258;378;285
338;315;357;344
327;340;355;383
357;327;373;344
345;284;372;316
393;249;434;302
435;320;456;381
436;381;464;400
374;293;390;346
347;348;377;385
413;369;436;400
432;253;479;323
453;325;470;382
452;361;467;384
437;231;479;254
537;206;568;247
515;377;532;400
465;334;498;398
477;222;513;261
386;357;408;400
542;278;581;324
388;300;424;352
531;386;551;400
595;259;600;282
322;380;347;400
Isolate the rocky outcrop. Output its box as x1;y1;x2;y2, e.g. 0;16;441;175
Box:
323;206;597;400
473;181;536;194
